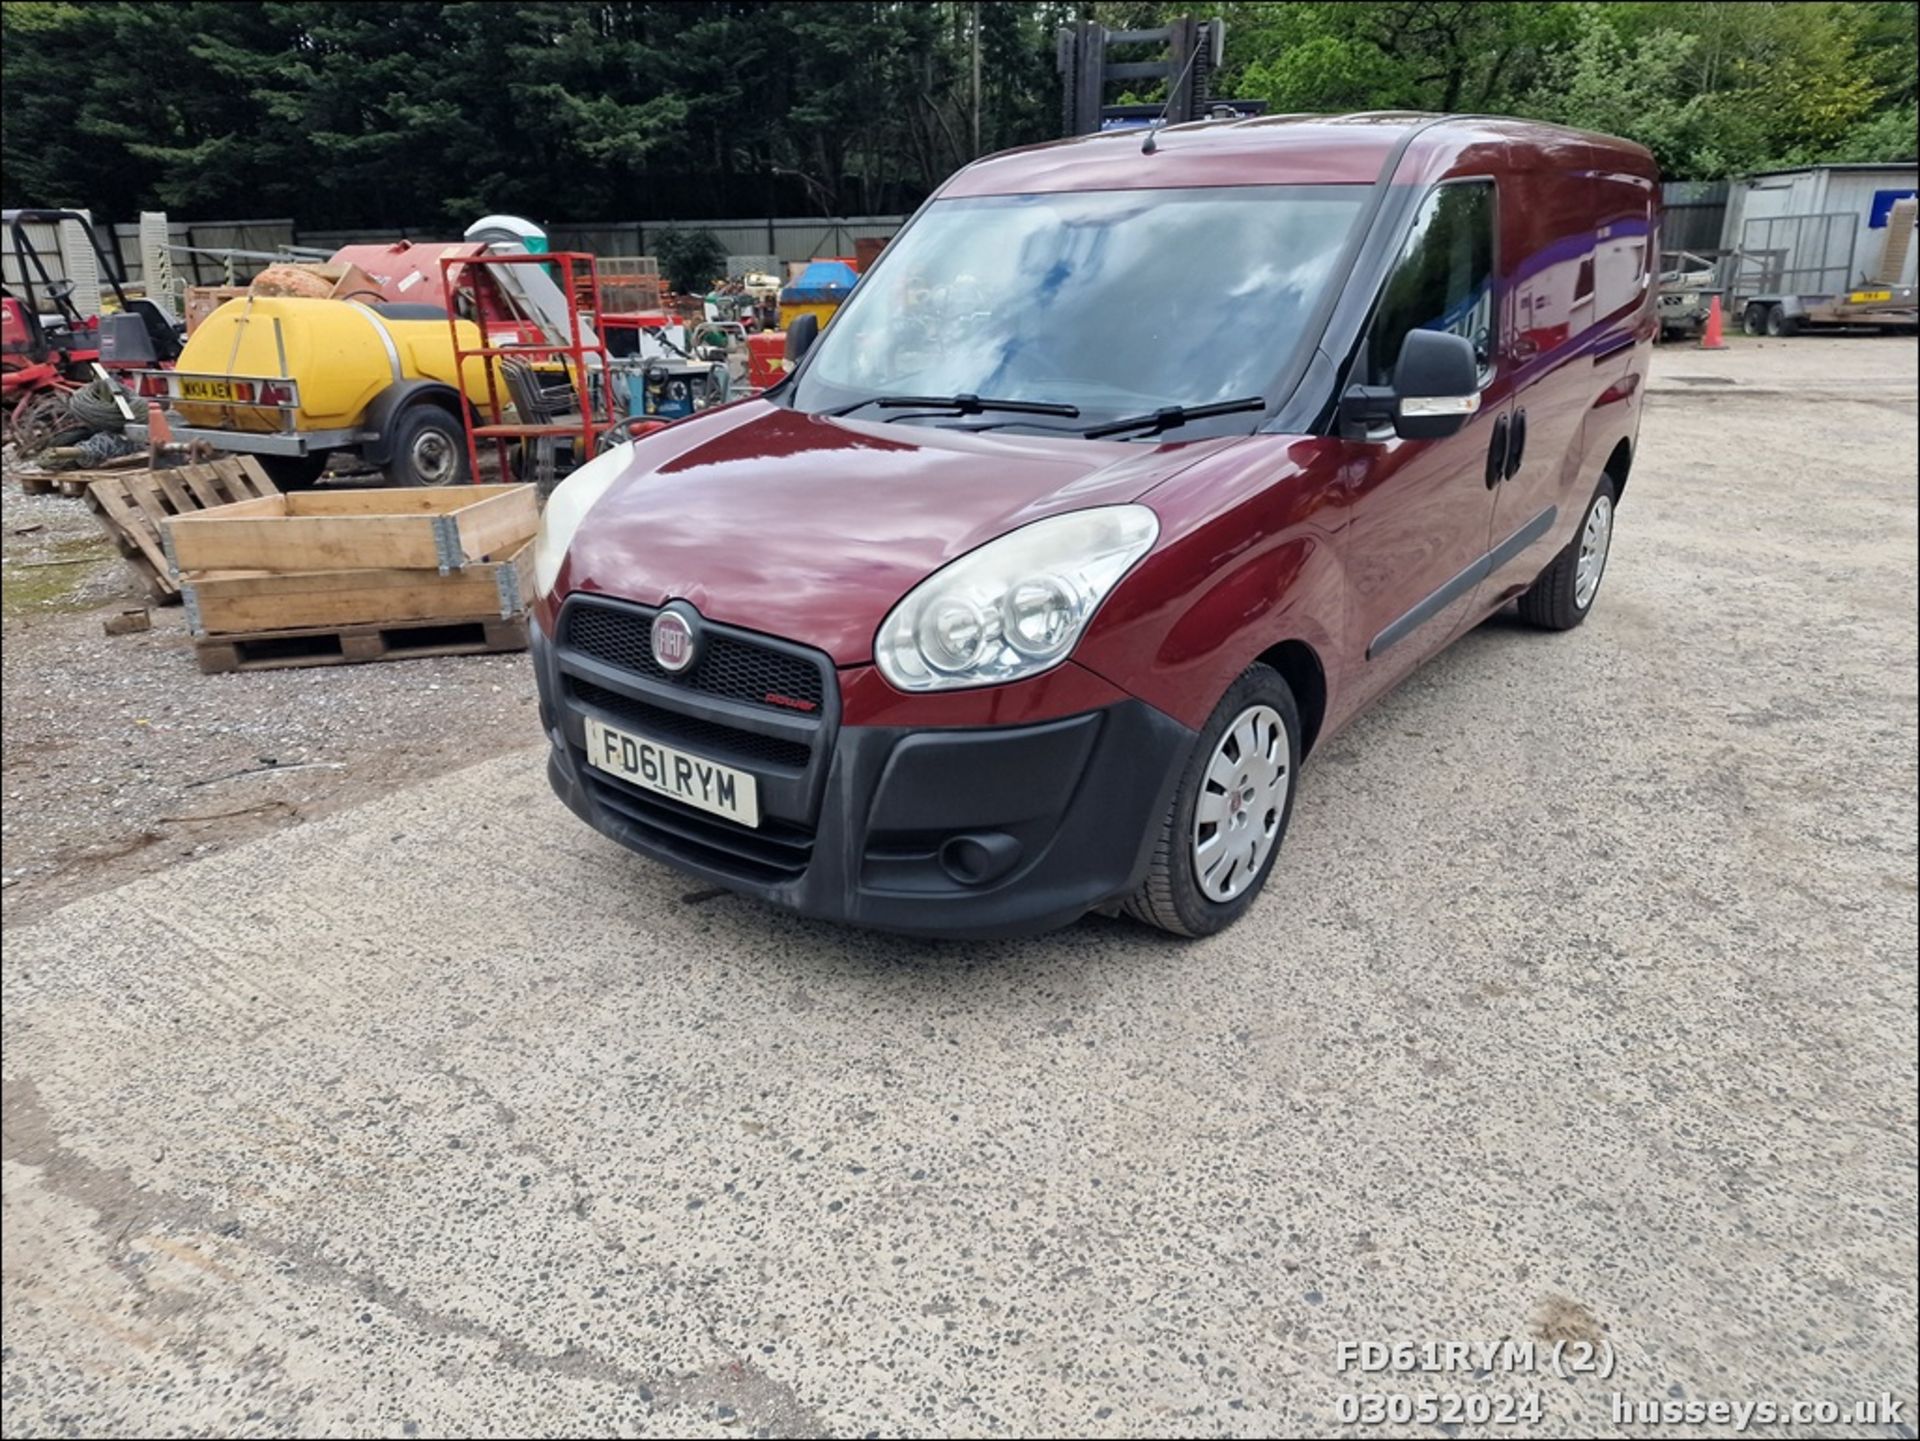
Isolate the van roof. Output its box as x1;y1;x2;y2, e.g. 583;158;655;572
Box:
941;112;1657;199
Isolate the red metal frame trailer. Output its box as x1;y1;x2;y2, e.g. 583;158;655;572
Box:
439;250;615;484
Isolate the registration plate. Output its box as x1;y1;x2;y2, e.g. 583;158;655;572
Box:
584;715;760;827
1849;289;1893;304
179;378;240;402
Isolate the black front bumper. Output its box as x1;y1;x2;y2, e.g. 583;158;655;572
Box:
532;607;1193;939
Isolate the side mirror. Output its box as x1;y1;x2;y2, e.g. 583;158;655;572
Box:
784;311;819;365
1390;329;1481;439
1338;328;1482;440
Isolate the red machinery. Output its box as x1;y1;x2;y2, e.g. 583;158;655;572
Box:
437;252;678;487
746;331;788;391
440;250;618;487
3;208;182;444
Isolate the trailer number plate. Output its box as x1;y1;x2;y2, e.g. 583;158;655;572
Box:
584;715;760;827
179;379;241;402
1849;289;1892;304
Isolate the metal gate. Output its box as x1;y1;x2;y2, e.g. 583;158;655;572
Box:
1732;210;1857;301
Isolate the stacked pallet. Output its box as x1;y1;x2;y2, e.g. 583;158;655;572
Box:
80;457;282;603
162;484;540;674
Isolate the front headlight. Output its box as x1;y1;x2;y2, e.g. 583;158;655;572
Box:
532;443;631;598
875;505;1159;691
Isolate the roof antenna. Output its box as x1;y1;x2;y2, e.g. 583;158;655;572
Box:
1142;29;1208;154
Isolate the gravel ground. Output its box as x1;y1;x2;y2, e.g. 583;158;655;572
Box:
1;335;1914;1438
0;461;540;927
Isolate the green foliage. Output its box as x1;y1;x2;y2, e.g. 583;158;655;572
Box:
1;0;1914;226
1218;0;1918;178
1231;3;1575;115
1829;102;1920;162
0;1;1068;224
653;227;728;294
1522;4;1710;175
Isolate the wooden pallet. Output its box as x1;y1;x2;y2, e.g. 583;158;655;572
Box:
164;484;535;575
183;539;534;637
193;615;528;674
82;458;279;603
53;456;145;499
16;460;144;498
17;470;139;502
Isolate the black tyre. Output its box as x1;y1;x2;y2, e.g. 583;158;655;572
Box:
1517;475;1617;631
1764;303;1798;338
1742;303;1769;337
382;404;468;488
257;452;330;490
1123;664;1301;938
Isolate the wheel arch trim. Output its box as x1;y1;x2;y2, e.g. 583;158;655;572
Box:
359;380;465;465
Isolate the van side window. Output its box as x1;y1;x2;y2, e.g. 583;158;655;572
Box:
1365;180;1497;387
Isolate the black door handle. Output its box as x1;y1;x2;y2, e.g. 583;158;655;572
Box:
1505;409;1528;480
1485;412;1510;489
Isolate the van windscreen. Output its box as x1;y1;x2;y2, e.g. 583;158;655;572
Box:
791;185;1367;430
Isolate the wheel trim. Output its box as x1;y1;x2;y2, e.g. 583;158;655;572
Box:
1192;703;1291;903
411;426;458;485
1575;493;1613;610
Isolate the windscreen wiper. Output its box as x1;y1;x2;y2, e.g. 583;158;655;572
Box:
826;393;1080;419
1079;395;1267;439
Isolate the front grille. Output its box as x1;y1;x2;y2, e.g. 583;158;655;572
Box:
565;602;825;713
582;771;814;883
556;597;837;887
570;679;811;770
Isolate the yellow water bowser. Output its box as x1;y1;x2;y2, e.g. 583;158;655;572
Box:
146;296;495;488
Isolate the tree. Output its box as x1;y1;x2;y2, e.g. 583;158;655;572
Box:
1523;5;1710;175
1225;3;1575;116
2;1;1071;226
653;227;728;294
5;1;1916;223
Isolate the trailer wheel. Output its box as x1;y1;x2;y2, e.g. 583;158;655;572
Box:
383;404;469;488
257;453;330;490
1742;303;1769;337
1764;304;1798;338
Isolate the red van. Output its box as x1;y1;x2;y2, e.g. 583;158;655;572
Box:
529;114;1658;938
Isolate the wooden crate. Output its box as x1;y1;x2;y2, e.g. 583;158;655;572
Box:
164;484;536;576
194;615;528;674
184;285;249;335
83;457;280;603
182;539;534;637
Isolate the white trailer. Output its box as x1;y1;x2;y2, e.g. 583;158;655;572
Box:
1720;162;1918;336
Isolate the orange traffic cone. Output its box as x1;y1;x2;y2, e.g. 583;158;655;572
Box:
145;400;172;467
1698;293;1728;350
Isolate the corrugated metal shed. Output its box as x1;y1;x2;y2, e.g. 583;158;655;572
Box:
1720;162;1919;301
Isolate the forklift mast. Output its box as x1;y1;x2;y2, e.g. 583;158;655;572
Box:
1057;16;1229;136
